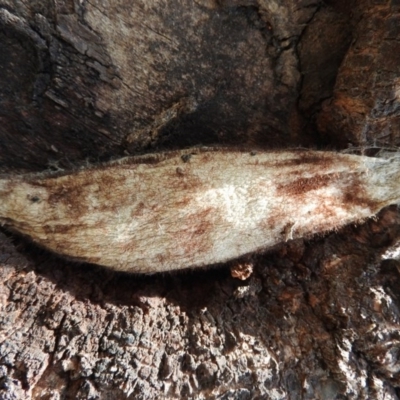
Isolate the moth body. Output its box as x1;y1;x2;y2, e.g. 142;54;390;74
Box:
0;148;399;273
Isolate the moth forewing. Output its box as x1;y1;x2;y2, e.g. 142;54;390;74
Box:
0;149;399;273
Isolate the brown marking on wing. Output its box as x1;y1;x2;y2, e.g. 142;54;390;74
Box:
277;152;335;168
45;179;90;218
175;206;217;259
131;202;146;217
41;222;102;235
163;166;206;194
250;151;349;170
340;176;383;212
39;168;136;220
276;173;340;197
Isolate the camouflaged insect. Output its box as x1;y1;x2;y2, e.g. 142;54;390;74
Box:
0;148;399;273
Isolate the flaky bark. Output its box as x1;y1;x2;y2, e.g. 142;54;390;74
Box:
1;0;400;399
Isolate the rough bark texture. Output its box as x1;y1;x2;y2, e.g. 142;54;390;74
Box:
317;1;400;148
1;0;400;399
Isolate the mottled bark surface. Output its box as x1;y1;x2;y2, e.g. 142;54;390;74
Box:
317;1;400;147
1;0;400;399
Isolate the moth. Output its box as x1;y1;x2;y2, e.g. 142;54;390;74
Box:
0;148;399;273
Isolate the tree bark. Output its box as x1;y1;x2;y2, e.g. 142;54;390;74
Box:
1;0;400;399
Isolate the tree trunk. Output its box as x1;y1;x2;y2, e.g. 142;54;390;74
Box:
1;0;400;399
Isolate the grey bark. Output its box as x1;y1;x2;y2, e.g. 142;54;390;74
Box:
0;0;400;399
